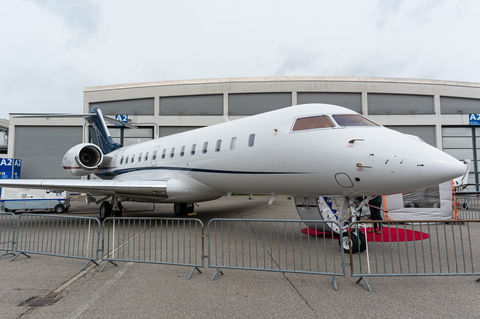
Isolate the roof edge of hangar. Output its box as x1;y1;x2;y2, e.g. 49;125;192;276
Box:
84;76;480;93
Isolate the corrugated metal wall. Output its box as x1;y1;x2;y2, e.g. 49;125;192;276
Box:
160;95;223;115
228;93;292;115
297;92;362;113
14;126;82;179
368;93;434;115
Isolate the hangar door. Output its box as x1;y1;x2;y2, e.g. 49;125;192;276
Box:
442;127;479;191
14;126;83;179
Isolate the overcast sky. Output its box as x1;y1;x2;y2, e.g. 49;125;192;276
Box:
1;0;479;119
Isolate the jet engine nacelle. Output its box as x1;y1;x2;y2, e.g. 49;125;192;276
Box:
62;143;104;176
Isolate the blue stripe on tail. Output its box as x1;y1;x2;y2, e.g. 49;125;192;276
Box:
86;106;122;154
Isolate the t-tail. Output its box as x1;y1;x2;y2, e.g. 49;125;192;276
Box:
86;106;122;154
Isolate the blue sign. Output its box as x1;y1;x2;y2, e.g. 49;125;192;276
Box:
0;158;21;179
469;114;480;126
115;114;128;127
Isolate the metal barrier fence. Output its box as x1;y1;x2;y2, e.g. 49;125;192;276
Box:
12;214;102;270
207;219;345;290
455;195;480;220
349;220;480;291
0;212;16;258
100;217;204;279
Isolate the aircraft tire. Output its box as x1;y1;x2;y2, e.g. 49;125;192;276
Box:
357;231;367;252
54;204;66;214
100;201;112;220
174;203;188;216
186;203;194;214
339;231;359;254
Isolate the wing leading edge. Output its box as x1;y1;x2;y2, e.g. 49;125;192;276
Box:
0;179;168;198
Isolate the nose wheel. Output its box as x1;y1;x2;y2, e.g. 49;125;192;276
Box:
337;196;370;254
339;230;366;254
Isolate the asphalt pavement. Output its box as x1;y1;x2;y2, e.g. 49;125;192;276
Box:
1;196;479;319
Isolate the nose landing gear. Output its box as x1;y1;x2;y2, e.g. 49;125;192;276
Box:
295;195;371;254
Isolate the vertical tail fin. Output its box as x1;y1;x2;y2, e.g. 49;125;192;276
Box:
86;106;122;154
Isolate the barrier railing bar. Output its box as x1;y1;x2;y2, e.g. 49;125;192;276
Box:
350;219;480;291
0;213;16;259
100;217;203;279
207;219;345;290
11;215;100;270
428;223;434;273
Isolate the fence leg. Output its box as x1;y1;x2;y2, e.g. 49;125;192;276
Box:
211;268;224;281
10;252;30;261
99;260;118;272
355;276;372;292
332;275;338;291
187;266;202;280
0;252;15;259
476;277;480;283
81;259;100;271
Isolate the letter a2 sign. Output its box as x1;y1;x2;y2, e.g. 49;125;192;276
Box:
469;114;480;126
115;115;128;127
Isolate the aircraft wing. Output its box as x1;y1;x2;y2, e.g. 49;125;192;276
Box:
0;179;168;198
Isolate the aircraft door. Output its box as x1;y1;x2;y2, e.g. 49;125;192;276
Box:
151;145;161;167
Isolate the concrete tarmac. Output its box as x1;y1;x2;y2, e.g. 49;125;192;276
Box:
1;196;479;318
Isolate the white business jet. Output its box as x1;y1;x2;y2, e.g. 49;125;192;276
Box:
0;104;466;245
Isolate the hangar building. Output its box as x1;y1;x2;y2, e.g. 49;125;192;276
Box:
4;76;480;187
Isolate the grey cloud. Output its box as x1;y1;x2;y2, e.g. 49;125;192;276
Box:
25;0;101;37
274;44;325;76
374;0;454;31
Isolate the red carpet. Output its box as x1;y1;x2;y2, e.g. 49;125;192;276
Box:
302;227;429;242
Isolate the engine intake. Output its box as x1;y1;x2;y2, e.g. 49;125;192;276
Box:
78;146;102;168
62;143;104;176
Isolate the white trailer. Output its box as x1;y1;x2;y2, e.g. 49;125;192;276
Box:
0;187;70;213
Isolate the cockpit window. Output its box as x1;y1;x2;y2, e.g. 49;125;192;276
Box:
292;115;335;131
332;114;379;127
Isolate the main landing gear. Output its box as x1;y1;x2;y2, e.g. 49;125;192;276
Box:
99;196;123;220
173;203;194;216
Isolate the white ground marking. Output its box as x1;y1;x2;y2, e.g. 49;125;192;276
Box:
66;262;134;319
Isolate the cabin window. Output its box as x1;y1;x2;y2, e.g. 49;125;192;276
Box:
332;114;379;127
120;156;124;164
180;146;185;157
153;150;157;160
203;142;208;154
292;115;335;131
125;155;129;164
144;152;149;161
131;155;135;163
248;134;255;147
138;153;142;162
161;149;166;159
191;144;196;155
215;139;222;152
230;137;237;150
170;147;175;158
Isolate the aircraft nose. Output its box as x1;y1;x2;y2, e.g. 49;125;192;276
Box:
417;144;466;186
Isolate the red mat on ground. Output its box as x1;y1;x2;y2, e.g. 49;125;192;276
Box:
302;227;429;242
301;228;340;239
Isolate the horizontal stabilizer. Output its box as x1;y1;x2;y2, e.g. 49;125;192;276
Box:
13;112;137;129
